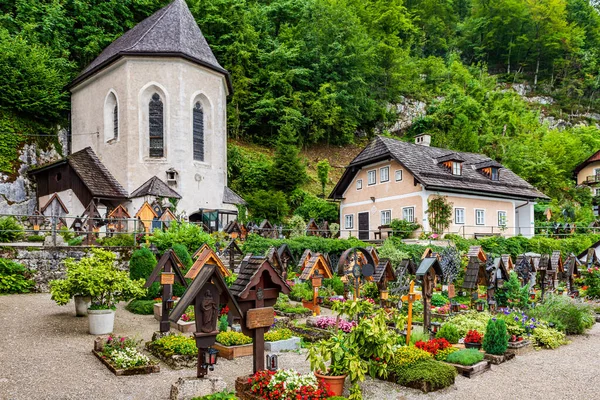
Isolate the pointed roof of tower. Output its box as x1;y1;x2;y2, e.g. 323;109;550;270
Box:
70;0;231;91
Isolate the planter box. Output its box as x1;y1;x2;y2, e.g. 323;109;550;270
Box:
484;352;515;365
289;325;332;343
445;360;490;378
146;342;196;370
265;337;300;352
213;342;253;360
506;340;533;356
302;300;319;315
92;350;160;376
153;303;195;333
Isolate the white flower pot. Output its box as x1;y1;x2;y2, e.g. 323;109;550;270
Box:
88;309;115;335
74;295;91;317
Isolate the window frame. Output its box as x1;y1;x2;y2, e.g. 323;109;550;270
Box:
402;206;415;223
344;214;354;230
395;169;403;182
498;210;507;227
148;93;165;158
367;170;377;186
475;209;485;226
454;207;465;225
356;179;363;190
595;188;600;197
491;167;499;181
452;161;462;176
381;210;392;226
192;101;205;162
380;166;390;183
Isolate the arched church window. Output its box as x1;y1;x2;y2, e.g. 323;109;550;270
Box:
149;93;164;158
193;102;204;162
113;104;118;139
104;91;118;142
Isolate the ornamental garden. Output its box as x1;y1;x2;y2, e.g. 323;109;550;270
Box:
1;219;600;400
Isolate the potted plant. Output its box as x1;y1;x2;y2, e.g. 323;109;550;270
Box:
464;330;483;349
50;249;145;334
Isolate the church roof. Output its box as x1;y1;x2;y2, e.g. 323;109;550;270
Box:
223;187;246;205
70;0;231;91
130;176;182;199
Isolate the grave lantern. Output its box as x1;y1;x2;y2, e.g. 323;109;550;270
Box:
203;347;219;372
430;321;441;334
266;354;278;371
450;302;460;313
476;301;485;312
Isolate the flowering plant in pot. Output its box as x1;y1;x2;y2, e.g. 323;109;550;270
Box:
464;330;483;349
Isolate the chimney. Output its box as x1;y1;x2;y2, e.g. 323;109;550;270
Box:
415;134;431;147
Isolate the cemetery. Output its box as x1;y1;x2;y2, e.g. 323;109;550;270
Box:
2;222;600;400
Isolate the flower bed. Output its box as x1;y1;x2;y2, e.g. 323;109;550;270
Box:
415;338;451;356
264;328;300;352
214;331;253;360
93;335;159;376
145;334;197;369
246;370;333;400
314;316;357;333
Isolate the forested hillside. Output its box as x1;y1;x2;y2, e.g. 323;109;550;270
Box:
2;0;600;223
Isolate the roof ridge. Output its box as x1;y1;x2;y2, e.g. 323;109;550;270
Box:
127;1;176;52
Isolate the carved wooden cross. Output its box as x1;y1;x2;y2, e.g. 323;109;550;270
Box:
401;280;421;345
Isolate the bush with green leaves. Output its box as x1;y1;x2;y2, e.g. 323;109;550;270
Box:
264;328;293;342
97;234;135;247
393;359;456;390
218;315;228;332
532;325;568;349
528;295;594;335
125;299;156;315
245;190;290;223
192;391;237;400
323;275;344;296
482;318;508;355
148;222;215;254
495;272;530;309
50;249;145;309
389;346;432;369
434;346;459;361
289;282;313;301
431;293;449;307
389;219;421;239
361;282;380;300
446;311;492;337
0;258;34;294
378;239;409;267
435;323;460;344
26;235;45;242
129;247;159;300
0;216;24;243
216;331;252;346
293;192;339;223
147;334;198;357
445;348;484;366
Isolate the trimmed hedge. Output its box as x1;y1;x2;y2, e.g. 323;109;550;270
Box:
393;359;457;391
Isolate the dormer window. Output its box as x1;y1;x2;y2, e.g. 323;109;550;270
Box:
452;162;462;176
491;167;499;181
475;160;502;181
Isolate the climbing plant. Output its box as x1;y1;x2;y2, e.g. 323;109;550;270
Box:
426;195;453;234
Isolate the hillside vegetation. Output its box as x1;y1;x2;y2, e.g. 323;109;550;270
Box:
2;0;600;223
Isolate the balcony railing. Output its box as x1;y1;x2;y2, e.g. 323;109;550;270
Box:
585;174;600;184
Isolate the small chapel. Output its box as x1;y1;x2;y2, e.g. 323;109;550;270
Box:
29;0;245;232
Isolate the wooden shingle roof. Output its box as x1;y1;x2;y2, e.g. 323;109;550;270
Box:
298;249;312;269
299;254;333;281
501;254;514;271
223;187;246;205
229;256;290;298
463;256;485;290
373;259;395;283
186;246;231;278
416;257;443;277
467;246;487;262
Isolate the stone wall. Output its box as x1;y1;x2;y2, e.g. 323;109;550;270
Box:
0;246;133;292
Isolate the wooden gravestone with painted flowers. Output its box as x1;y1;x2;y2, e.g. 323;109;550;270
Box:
144;250;188;333
169;264;242;378
229;256;291;373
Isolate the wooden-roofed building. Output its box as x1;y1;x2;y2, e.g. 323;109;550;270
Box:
416;257;444;329
297;249;313;271
299;253;333;282
564;253;582;293
186;244;231;278
229;256;290;304
549;250;563;286
193;243;212;259
219;240;244;272
577;239;600;266
373;259;396;288
399;258;417;275
266;247;284;276
501;254;514;271
463;256;488;291
106;204;131;233
467;246;487;263
320;221;331;238
258;219;277;238
224;220;245;240
306;219;320;236
277;244;295;273
366;246;380;265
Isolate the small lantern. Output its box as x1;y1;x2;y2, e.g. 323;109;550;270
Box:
166;299;175;310
317;296;324;305
476;302;485;312
488;300;497;313
530;291;536;300
450;302;460;313
430;321;441;334
74;221;82;230
203;347;219;372
266;354;278;371
380;290;389;301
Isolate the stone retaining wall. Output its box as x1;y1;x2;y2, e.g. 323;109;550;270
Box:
0;246;133;292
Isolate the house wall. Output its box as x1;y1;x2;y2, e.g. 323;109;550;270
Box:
70;56;236;216
576;161;600;185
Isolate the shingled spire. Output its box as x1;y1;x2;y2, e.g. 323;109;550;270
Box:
71;0;230;89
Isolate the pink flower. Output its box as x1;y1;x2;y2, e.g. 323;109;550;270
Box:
120;337;125;342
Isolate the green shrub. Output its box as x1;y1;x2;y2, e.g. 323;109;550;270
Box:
389;219;421;239
446;311;492;337
192;391;237;400
67;236;83;246
218;315;228;332
528;295;594;335
436;324;460;344
216;331;252;346
323;275;344;296
245;190;290;223
125;299;156;315
482;319;508;355
26;235;45;242
393;359;456;390
532;326;568;349
101;234;135;247
431;293;449;307
129;247;159;300
289;282;312;301
0;216;24;243
389;346;432;369
434;347;459;361
148;334;197;356
274;302;311;314
149;222;215;254
495;272;530;309
58;226;76;242
0;259;34;294
445;349;484;366
409;331;431;345
264;328;293;342
361;282;379;300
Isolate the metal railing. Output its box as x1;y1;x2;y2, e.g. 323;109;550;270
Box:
585;174;600;184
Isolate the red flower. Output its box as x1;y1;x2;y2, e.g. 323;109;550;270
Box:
464;330;483;344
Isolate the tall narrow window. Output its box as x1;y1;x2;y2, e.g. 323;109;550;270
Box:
113;104;118;139
193;102;204;161
149;93;164;158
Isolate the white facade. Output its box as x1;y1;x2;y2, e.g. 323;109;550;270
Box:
70;56;235;217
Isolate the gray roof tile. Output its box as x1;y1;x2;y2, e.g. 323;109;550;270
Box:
130;176;181;199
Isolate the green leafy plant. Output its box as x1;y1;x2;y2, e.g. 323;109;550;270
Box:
148;222;215;254
482;318;508;355
125;299;156;315
0;216;24;243
97;234;135;247
434;346;459;361
393;359;456;390
218;314;228;332
435;323;460;344
431;293;449;307
264;328;293;342
129;247;159;300
528;294;594;335
389;219;421;239
0;259;34;294
26;235;45;242
446;311;492;337
426;195;453;234
445;348;484;366
532;325;568;349
323;275;344;296
50;249;145;309
147;334;198;356
290;282;313;301
192;390;237;400
216;331;252;346
389;346;432;369
495;272;530;309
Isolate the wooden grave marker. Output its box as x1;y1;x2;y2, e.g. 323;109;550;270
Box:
416;257;443;332
401;281;422;345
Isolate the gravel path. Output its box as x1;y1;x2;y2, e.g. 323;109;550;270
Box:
1;293;599;400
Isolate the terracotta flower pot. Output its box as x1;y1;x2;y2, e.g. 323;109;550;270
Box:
315;371;347;396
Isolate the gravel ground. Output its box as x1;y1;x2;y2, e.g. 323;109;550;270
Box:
1;293;599;400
